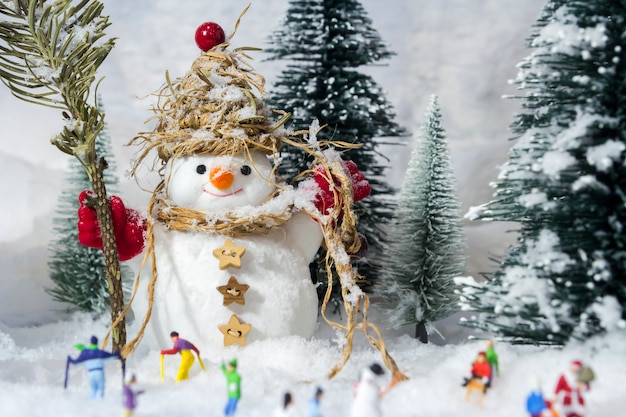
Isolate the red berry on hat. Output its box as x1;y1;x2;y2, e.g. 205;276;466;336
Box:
195;22;226;51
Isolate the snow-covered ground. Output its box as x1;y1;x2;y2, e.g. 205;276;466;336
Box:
1;313;625;417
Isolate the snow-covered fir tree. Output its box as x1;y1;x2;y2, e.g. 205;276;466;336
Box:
47;96;132;313
380;96;465;342
265;0;407;288
460;0;626;344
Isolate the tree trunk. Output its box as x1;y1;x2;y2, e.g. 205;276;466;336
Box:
415;322;428;344
90;157;126;352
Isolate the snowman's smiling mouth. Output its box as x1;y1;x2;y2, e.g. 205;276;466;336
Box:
203;188;244;197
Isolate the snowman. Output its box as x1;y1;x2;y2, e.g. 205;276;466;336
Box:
351;363;386;417
77;21;370;350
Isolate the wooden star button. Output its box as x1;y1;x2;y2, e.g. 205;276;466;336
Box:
217;276;250;306
212;239;246;269
219;314;252;346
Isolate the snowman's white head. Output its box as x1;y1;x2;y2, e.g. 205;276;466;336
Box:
164;150;276;211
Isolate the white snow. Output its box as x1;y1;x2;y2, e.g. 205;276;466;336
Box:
589;296;626;331
463;230;576;335
506;111;618;180
463;204;486;221
532;6;608;56
536;150;576;179
572;175;610;194
519;229;573;275
26;56;61;84
1;314;625;416
586;140;625;172
518;189;555;210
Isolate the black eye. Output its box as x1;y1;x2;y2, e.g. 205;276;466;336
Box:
240;165;251;175
196;164;207;174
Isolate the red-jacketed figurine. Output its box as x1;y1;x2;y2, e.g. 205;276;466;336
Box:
462;351;492;393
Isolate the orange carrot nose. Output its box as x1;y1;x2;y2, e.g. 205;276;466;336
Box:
209;165;234;190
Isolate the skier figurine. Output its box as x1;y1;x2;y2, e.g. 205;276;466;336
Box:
122;373;144;417
160;331;204;382
222;359;241;416
306;387;324;417
554;360;590;417
65;335;122;398
351;363;385;417
76;18;371;354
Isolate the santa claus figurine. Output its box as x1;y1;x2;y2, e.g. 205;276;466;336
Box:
554;360;589;417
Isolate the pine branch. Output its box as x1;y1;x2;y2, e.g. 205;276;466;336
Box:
0;0;127;352
0;0;115;164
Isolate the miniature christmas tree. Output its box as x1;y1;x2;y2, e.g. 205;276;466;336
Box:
380;96;465;343
0;0;128;350
47;96;132;313
265;0;408;288
460;0;626;344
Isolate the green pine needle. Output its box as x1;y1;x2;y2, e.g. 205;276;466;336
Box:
0;0;116;165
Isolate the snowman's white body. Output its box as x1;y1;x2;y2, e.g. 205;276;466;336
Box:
133;151;324;349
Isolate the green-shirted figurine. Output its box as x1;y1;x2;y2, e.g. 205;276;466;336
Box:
221;358;241;416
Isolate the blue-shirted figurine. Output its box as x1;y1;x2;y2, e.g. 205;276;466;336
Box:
65;335;122;398
307;387;324;417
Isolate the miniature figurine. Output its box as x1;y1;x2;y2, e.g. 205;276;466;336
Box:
306;387;324;417
462;351;492;391
577;362;595;388
554;360;591;417
526;376;547;417
485;339;499;378
274;391;296;417
462;351;492;405
122;373;144;417
545;400;560;417
64;335;122;398
160;331;204;381
351;363;385;417
221;358;241;416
